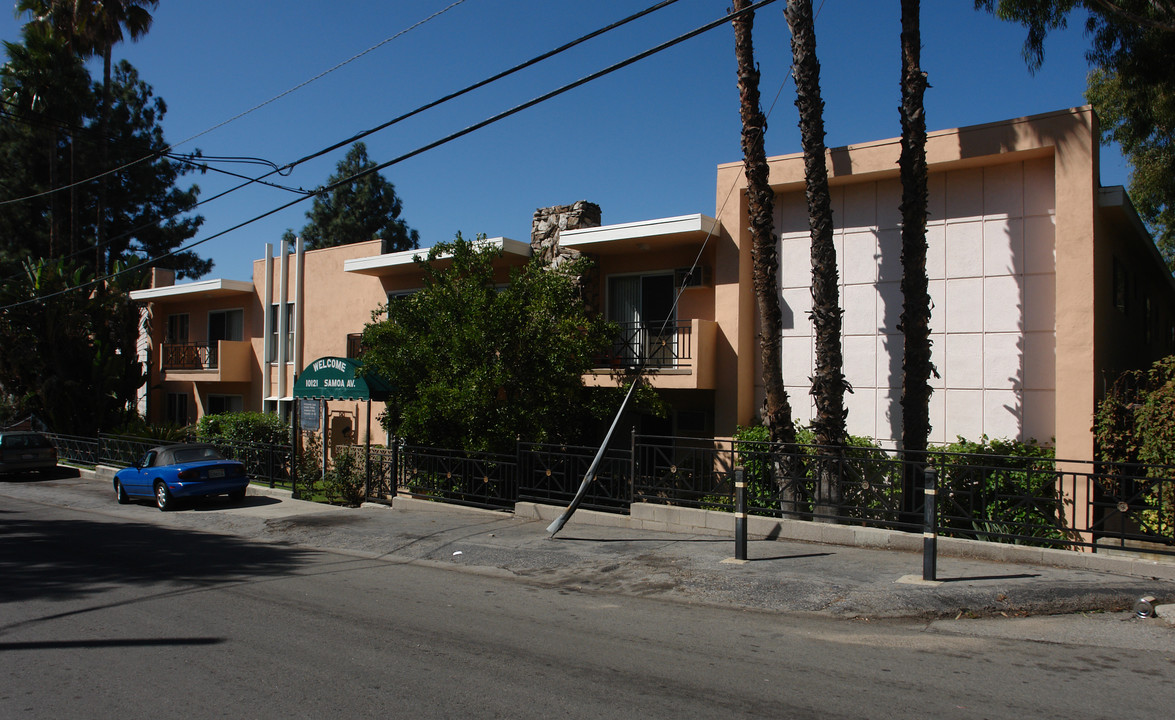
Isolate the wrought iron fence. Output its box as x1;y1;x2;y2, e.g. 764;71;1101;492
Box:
361;446;397;501
57;427;1173;556
200;437;293;489
161;341;215;370
1084;462;1175;554
91;433;292;489
518;442;633;511
595;321;691;370
45;433;100;466
632;435;1175;554
98;434;174;467
395;444;516;509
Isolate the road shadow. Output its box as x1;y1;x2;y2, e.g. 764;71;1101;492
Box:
556;535;731;544
0;466;81;483
750;552;836;562
189;494;283;511
938;573;1042;583
119;493;285;512
0;507;318;605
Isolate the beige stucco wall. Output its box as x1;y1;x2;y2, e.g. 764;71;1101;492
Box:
716;106;1122;459
775;158;1058;447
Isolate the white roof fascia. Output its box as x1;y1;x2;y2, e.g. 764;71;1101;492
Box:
129;278;254;301
344;237;530;275
560;214;718;248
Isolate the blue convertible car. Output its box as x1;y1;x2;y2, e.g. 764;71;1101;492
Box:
114;444;249;510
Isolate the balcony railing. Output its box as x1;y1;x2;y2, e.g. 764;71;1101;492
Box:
162;341;216;370
595;321;691;370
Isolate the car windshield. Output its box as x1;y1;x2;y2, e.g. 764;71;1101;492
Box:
172;447;226;464
2;433;51;449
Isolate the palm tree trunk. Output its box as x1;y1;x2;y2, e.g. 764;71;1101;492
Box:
898;0;933;519
785;0;845;518
731;0;803;512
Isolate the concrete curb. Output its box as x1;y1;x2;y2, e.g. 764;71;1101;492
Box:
515;501;1175;582
77;467;1175;582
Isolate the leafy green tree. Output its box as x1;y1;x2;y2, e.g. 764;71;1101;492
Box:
0;42;206;278
0;23;207;435
284;142;419;253
976;0;1175;268
360;233;654;453
0;258;145;435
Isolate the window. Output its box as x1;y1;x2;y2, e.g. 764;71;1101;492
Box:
166;393;189;426
208;309;243;342
1113;258;1129;314
607;273;677;367
1145;296;1155;344
208;309;243;367
166;313;189;343
207;394;244;415
268;303;295;363
346;333;364;359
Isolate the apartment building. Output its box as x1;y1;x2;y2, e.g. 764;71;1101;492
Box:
131;106;1175;464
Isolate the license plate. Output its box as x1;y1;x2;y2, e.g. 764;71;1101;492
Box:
208;468;225;478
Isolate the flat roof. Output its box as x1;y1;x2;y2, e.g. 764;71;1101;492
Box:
560;214;718;252
129;278;254;302
343;237;531;276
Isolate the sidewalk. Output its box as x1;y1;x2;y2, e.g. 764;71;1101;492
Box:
37;469;1175;620
248;486;1175;621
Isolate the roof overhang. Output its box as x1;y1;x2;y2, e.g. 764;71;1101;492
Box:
343;237;531;277
129;278;254;302
560;214;718;255
1099;186;1175;293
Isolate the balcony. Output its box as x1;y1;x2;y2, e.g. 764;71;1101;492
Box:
587;319;717;390
160;340;252;383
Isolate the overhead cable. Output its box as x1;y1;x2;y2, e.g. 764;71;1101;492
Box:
1;0;779;310
0;0;472;207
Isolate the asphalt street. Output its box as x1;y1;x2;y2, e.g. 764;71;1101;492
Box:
3;477;1175;719
4;468;1175;622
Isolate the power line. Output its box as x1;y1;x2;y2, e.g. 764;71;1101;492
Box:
0;0;686;276
1;0;779;310
0;0;472;207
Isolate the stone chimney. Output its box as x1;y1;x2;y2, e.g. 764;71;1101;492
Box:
530;201;602;314
531;200;601;266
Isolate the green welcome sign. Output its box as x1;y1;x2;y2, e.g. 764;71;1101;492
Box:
293;357;393;401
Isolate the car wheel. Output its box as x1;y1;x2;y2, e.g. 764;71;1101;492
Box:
155;481;173;511
228;488;246;503
115;480;129;505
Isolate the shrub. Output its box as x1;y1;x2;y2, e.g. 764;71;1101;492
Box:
932;435;1065;544
1094;355;1175;540
196;411;289;446
324;446;366;506
295;432;324;499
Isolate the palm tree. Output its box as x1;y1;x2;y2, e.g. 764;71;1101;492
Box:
898;0;933;516
785;0;847;518
731;0;802;511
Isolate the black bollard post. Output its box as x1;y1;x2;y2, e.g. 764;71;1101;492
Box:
734;466;747;561
923;465;938;582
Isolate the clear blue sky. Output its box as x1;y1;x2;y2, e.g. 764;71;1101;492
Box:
2;0;1120;282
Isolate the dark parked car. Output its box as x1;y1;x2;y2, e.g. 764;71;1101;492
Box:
0;431;58;476
113;444;249;510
